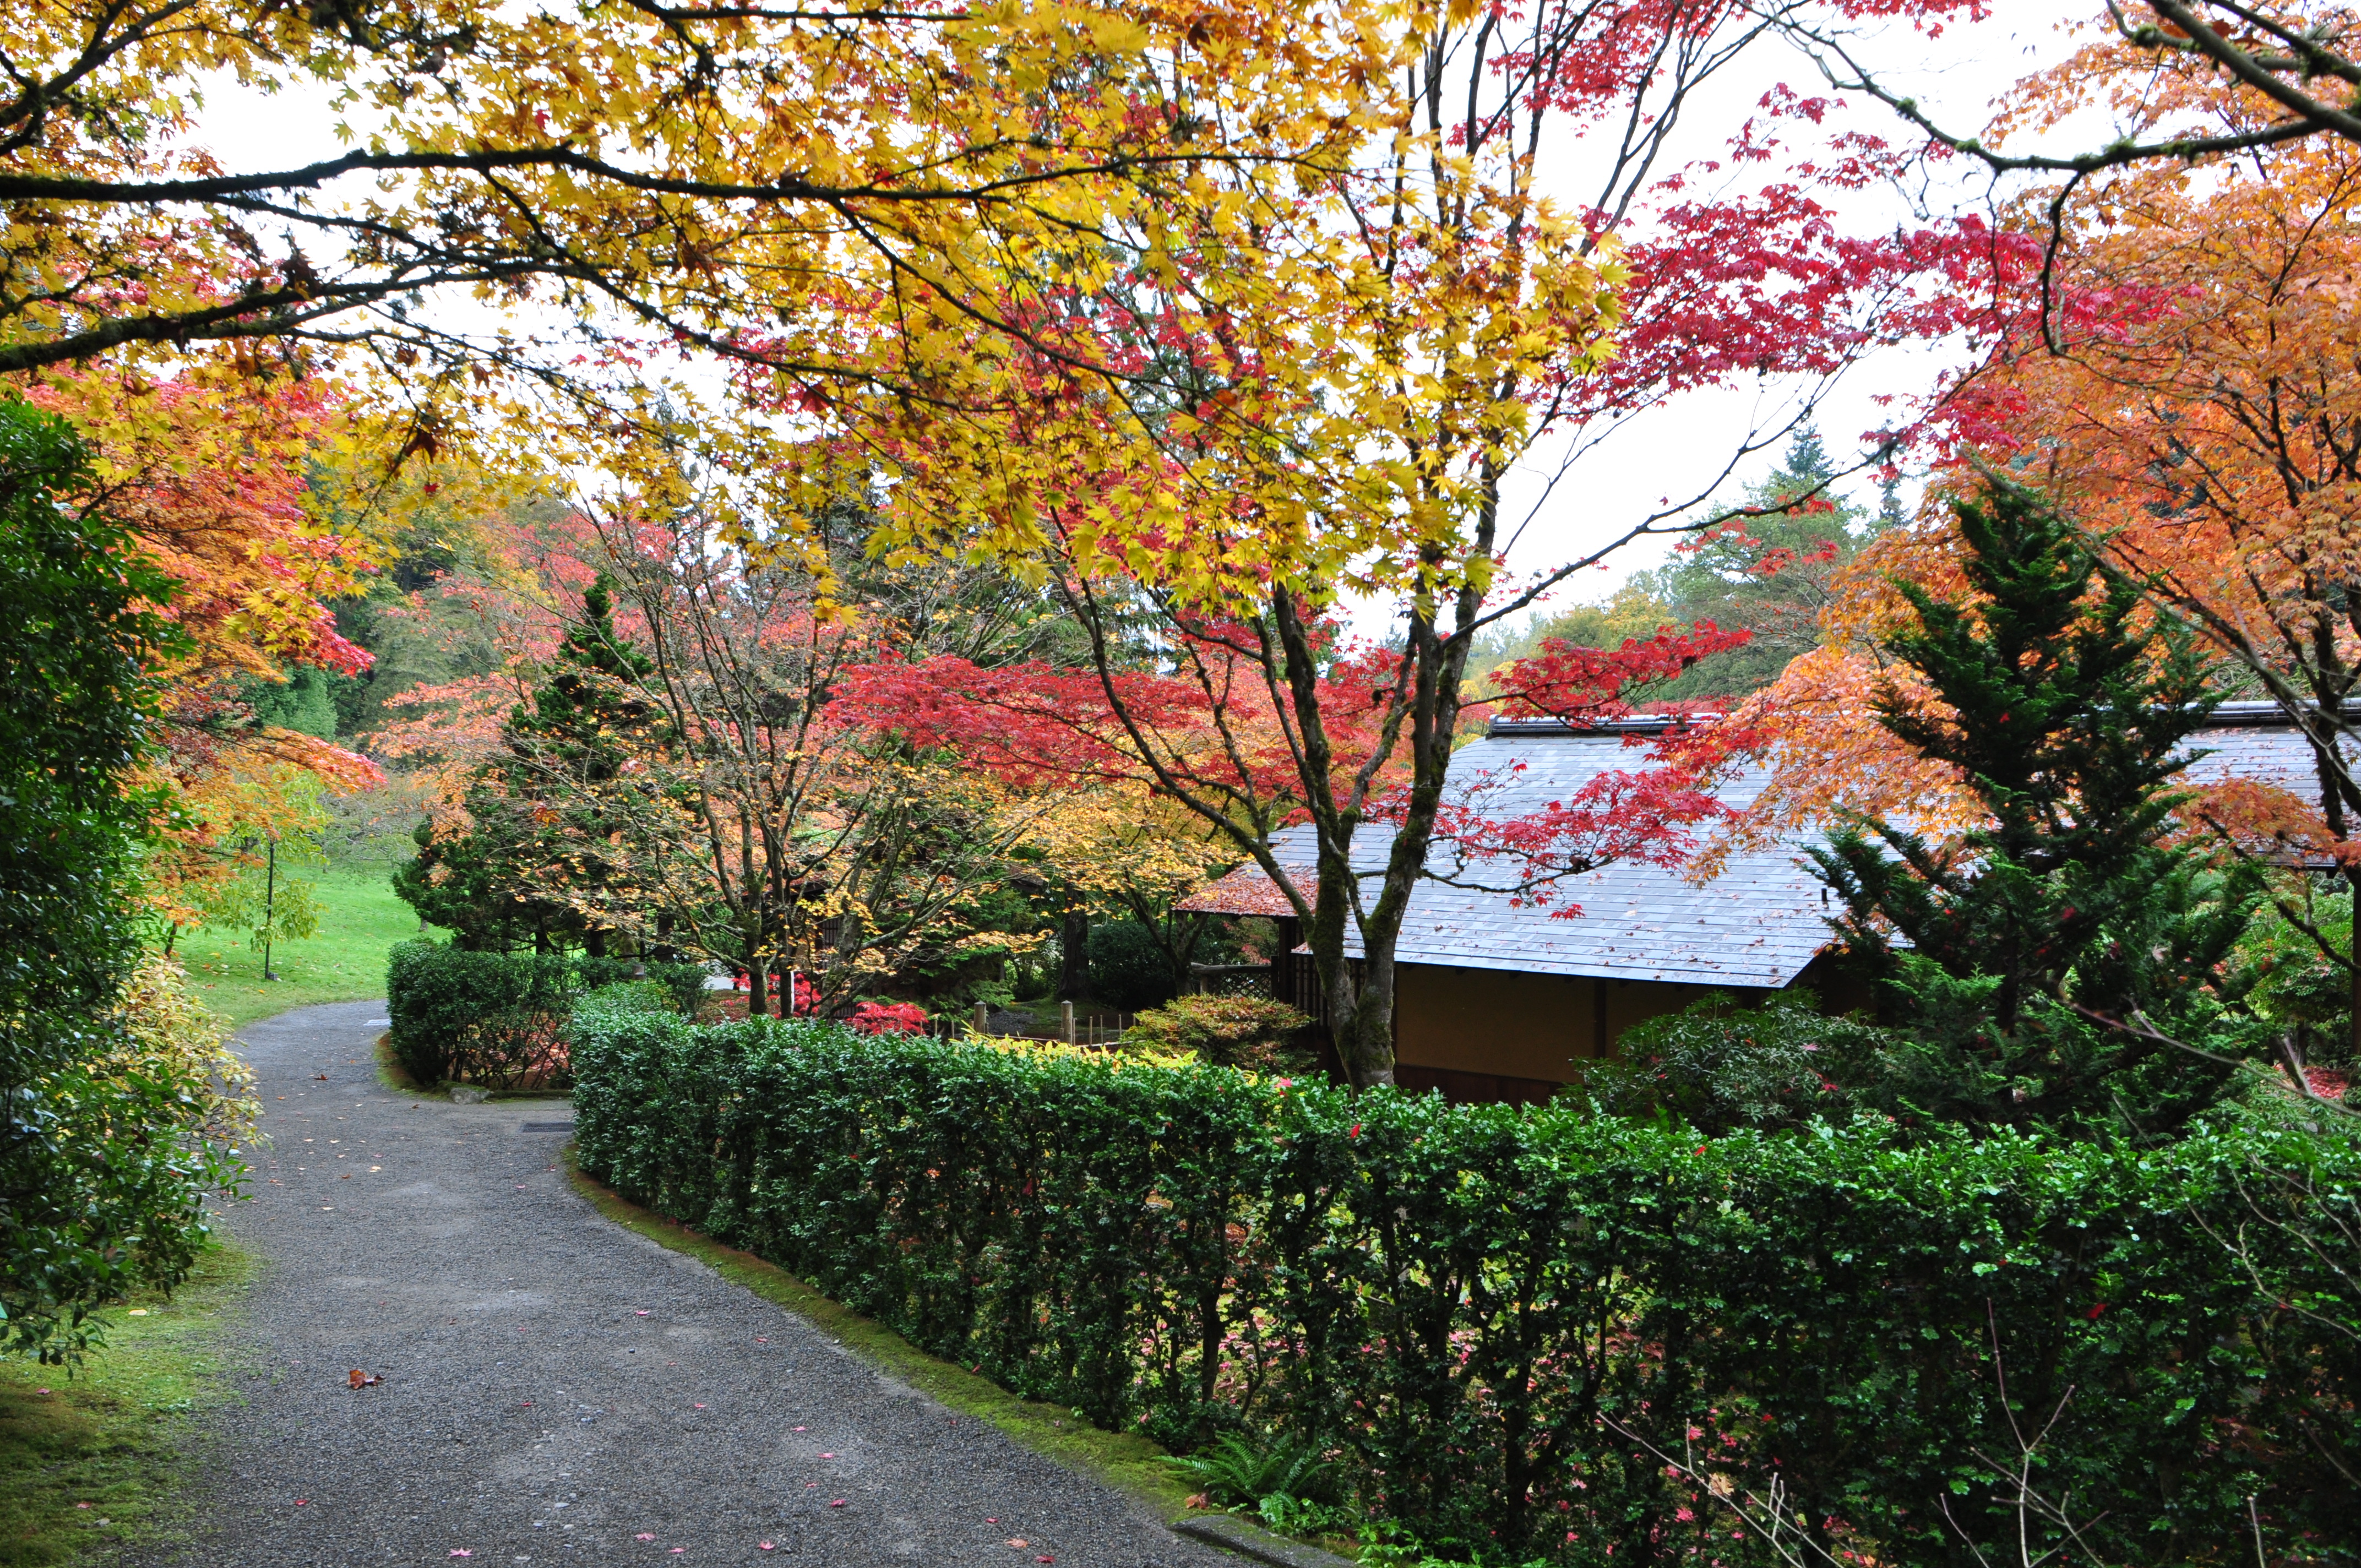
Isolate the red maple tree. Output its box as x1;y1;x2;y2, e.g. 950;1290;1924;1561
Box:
782;0;2006;1085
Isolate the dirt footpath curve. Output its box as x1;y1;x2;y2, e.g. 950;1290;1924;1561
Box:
148;1000;1233;1568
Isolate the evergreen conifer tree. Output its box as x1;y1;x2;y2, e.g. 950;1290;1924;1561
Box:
396;574;676;952
1633;418;1862;697
1812;477;2261;1136
1877;470;1910;533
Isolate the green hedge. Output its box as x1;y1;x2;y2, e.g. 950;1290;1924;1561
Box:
569;1012;2360;1566
385;941;707;1086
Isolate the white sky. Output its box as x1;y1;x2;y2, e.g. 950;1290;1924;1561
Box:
1489;0;2081;614
181;1;2080;614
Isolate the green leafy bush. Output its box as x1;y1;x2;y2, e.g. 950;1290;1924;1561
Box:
2;398;229;1363
1123;994;1310;1071
570;1016;2360;1566
385;941;705;1086
1574;989;1887;1133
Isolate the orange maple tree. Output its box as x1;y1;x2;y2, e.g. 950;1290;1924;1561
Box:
1732;52;2361;1051
19;364;385;933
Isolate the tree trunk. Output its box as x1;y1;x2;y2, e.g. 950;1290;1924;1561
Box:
2349;874;2359;1064
746;924;770;1017
1059;906;1090;1000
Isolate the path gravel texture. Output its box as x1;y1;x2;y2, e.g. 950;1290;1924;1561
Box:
152;1000;1233;1568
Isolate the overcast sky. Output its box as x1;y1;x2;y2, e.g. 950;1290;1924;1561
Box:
1489;0;2080;612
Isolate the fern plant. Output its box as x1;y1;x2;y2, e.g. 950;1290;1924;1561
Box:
1172;1429;1341;1509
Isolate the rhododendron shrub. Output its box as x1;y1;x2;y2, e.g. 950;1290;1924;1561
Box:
1;401;244;1360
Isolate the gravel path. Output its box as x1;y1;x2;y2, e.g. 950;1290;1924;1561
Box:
152;1000;1231;1568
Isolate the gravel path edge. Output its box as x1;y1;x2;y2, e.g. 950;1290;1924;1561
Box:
557;1145;1203;1523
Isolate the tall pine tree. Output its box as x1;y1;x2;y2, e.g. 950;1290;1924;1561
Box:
1812;477;2261;1136
398;574;676;952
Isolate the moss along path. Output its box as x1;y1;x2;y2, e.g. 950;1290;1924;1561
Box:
147;1001;1231;1568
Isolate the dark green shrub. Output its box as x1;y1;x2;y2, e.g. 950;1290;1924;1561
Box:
385;941;704;1085
569;1015;2360;1566
2235;890;2354;1065
1087;919;1176;1010
2;398;222;1362
1575;988;1889;1134
1124;994;1310;1071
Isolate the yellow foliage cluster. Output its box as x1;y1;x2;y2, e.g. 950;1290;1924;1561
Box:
98;955;262;1155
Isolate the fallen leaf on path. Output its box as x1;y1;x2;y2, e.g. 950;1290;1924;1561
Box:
450;1553;472;1559
792;1426;806;1431
1007;1540;1026;1549
347;1370;382;1388
759;1543;775;1552
693;1403;706;1409
1038;1557;1055;1564
818;1452;834;1458
636;1533;655;1541
293;1500;307;1506
829;1500;846;1509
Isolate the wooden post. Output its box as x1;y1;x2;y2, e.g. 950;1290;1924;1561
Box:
973;1003;988;1036
261;836;279;982
1061;1001;1075;1044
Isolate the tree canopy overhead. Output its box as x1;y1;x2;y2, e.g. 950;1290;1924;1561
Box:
2;0;1384;390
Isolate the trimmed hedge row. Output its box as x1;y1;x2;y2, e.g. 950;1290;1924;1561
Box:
386;941;707;1087
569;1004;2360;1566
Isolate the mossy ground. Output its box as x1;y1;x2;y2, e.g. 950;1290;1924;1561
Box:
562;1148;1199;1522
0;1242;254;1566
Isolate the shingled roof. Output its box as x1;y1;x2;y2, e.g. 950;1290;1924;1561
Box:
1178;704;2333;989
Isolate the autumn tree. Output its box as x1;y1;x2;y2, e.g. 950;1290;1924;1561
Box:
840;0;1990;1087
1794;2;2361;183
1;0;1398;493
0;370;388;949
432;463;1096;1015
1739;46;2361;1068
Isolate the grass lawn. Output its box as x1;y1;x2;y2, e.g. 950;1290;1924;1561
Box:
0;1243;254;1567
175;867;437;1029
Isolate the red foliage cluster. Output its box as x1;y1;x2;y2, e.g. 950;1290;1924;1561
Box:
1491;623;1754;723
848;1001;929;1036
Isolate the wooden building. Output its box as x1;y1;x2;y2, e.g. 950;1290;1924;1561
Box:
1179;707;2325;1103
